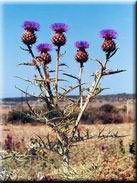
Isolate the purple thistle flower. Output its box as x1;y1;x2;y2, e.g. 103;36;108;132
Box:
51;23;68;33
22;21;40;31
36;43;52;53
100;29;117;39
99;143;109;151
75;41;89;49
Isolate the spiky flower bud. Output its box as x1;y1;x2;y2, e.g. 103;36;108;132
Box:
36;43;52;64
52;33;66;47
100;29;117;53
21;21;40;45
102;39;116;53
22;31;37;45
51;23;68;47
75;41;89;65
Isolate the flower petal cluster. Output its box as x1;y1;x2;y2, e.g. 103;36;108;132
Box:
22;21;40;31
75;41;89;49
37;43;52;53
51;23;68;33
100;29;117;39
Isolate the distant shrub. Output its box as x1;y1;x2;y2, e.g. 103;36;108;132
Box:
69;111;91;122
112;113;123;123
82;105;124;124
99;112;123;124
99;112;113;124
7;110;34;124
99;104;116;113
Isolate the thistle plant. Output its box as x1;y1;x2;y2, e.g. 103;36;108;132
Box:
101;29;117;54
16;22;126;167
75;41;89;108
22;21;40;45
51;23;68;105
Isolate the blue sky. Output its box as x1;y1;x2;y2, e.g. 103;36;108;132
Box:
1;2;135;98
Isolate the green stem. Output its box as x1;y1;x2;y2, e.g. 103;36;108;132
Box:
55;46;61;105
79;62;84;109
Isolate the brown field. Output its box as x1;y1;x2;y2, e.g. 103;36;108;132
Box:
0;122;136;181
0;123;135;145
0;97;136;181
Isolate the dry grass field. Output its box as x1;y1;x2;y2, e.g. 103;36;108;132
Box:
0;97;136;181
0;123;135;146
0;122;136;181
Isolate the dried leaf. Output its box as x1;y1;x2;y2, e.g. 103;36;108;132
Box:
15;76;33;84
49;69;64;73
59;63;69;68
17;62;33;66
63;73;79;81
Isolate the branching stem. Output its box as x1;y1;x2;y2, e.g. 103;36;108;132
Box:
71;53;123;140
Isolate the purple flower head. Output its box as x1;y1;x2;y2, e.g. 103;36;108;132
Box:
36;43;52;53
51;23;68;33
75;41;89;49
100;29;118;39
22;21;40;31
99;143;109;151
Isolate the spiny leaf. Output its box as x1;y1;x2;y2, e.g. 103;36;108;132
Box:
60;87;67;92
58;79;69;82
108;48;119;59
59;63;69;68
50;78;69;83
63;73;79;81
60;83;85;97
15;76;33;84
49;69;64;73
102;69;126;76
15;85;38;98
17;62;33;66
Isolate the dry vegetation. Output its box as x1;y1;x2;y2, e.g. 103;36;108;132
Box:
0;99;136;181
0;119;136;181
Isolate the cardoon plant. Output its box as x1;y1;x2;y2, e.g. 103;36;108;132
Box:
36;43;52;64
100;29;117;56
22;21;40;45
14;22;126;168
75;41;90;108
51;23;68;46
51;23;68;105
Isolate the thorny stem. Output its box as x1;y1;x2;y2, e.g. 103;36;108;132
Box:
26;45;54;110
79;62;84;109
42;64;54;103
71;54;111;140
27;45;44;79
55;46;61;105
